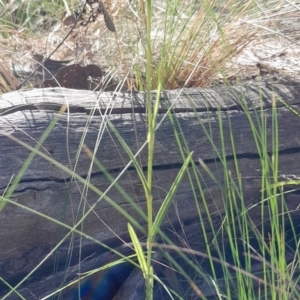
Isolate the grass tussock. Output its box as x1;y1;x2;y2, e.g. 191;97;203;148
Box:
1;0;295;92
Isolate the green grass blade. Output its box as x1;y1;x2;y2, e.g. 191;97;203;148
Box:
1;134;143;230
152;151;193;237
0;277;25;300
128;223;148;278
0;105;67;210
106;117;149;195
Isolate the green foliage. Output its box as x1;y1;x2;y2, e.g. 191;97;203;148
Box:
0;0;69;32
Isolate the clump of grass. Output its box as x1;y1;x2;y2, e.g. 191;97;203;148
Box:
1;0;260;92
0;0;298;92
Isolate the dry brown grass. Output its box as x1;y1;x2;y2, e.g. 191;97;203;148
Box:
0;60;20;93
0;0;299;94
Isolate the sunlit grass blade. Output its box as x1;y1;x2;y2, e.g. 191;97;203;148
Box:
128;221;154;299
152;151;193;237
106;117;149;196
0;278;25;300
128;223;148;278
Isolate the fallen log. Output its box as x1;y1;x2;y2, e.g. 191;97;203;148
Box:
0;74;300;299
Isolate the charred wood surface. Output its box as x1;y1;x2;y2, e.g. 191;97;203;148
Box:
0;75;300;299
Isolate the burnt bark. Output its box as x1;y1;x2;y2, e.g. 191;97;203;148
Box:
0;75;300;299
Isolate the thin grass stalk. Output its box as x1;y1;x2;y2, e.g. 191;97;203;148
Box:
226;106;256;298
145;83;164;299
0;278;25;300
245;88;293;299
0;104;67;210
2;134;145;234
186;95;235;285
270;93;288;300
106;118;149;200
152;152;193;236
144;0;155;296
167;103;221;284
235;85;272;297
83;145;148;220
262;100;278;299
143;1;170;297
214;109;240;299
1;195;139;300
167;93;252;298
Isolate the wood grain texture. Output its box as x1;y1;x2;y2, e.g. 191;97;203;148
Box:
1;75;300;299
